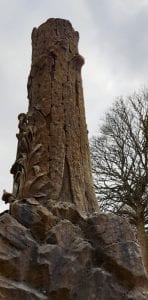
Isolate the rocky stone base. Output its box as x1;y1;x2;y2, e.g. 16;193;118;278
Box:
0;198;147;299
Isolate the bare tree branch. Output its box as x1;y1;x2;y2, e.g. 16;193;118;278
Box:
90;88;148;232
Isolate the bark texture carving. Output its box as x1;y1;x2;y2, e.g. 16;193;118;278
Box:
0;19;147;299
11;18;98;216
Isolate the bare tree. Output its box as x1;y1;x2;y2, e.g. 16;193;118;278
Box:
90;89;148;269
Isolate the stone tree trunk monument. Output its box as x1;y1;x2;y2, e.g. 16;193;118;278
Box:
10;18;98;217
0;19;147;299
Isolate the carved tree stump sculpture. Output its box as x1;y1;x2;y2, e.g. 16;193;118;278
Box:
10;19;98;217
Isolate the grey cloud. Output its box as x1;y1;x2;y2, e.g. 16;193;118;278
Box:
86;0;148;75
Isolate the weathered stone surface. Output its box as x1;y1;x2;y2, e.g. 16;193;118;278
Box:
0;209;147;299
11;198;58;241
0;18;147;299
86;214;146;283
0;276;47;300
46;200;83;224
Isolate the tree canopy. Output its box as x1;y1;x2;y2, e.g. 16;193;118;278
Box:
91;89;148;230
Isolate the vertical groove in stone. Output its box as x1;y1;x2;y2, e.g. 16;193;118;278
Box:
11;18;98;216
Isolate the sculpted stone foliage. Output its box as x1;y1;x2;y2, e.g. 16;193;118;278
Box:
10;112;48;199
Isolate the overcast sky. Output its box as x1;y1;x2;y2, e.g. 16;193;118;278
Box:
1;0;148;212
